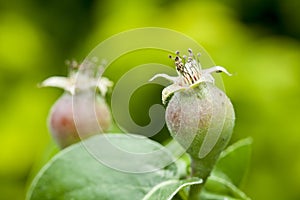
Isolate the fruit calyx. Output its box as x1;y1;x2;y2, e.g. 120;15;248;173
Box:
150;49;231;104
40;59;113;96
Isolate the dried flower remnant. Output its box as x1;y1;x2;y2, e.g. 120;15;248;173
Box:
150;49;231;105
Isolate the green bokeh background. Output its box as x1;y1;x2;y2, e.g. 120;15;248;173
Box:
0;0;299;199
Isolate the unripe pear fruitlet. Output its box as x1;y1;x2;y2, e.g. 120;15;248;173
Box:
41;60;113;148
151;49;235;180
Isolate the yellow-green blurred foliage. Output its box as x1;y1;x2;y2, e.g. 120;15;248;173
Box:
0;0;299;199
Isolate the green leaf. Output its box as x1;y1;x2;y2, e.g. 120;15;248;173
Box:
201;191;245;200
203;175;250;200
201;137;253;200
27;134;178;200
212;137;252;186
142;177;202;200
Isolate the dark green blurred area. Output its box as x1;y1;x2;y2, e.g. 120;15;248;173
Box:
0;0;299;199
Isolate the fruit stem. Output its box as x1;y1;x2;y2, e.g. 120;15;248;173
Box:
188;157;214;200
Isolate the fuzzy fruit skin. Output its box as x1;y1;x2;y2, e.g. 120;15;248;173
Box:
166;82;235;178
48;92;111;148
